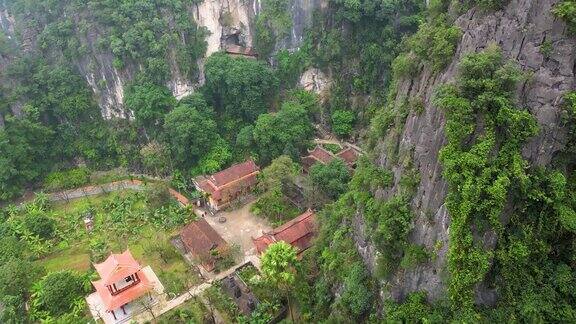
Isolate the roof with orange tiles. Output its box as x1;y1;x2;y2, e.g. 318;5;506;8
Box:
92;269;152;311
253;209;316;255
93;250;141;286
168;188;190;205
210;160;260;187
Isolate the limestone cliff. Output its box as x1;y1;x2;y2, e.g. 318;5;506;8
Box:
365;0;576;304
0;0;322;118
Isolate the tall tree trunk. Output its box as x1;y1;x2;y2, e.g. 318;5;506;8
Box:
287;292;294;323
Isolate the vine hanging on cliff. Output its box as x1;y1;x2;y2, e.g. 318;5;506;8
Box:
435;45;539;319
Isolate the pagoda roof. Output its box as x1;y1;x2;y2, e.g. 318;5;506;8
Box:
92;269;152;311
93;250;141;286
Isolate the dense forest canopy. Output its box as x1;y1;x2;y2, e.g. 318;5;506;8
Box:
0;0;575;322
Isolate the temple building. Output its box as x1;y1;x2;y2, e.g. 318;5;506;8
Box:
193;160;260;211
301;145;361;173
253;209;317;256
180;218;229;271
90;250;154;322
224;44;258;59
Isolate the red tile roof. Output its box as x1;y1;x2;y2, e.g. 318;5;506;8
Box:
180;219;228;271
91;249;153;311
225;44;258;57
336;147;359;165
169;188;190;206
93;250;141;286
194;160;260;207
308;146;335;164
92;270;152;311
210;160;260;187
253;209;316;255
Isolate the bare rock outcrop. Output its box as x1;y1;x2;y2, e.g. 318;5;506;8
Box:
368;0;576;304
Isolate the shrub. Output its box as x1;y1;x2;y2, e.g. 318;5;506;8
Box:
24;212;56;240
408;20;462;71
30;271;88;318
145;182;173;210
552;0;576;34
400;244;429;269
331;110;355;138
309;159;351;199
392;52;419;78
44;167;90;191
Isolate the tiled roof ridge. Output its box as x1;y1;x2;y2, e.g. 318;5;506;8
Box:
270;209;315;235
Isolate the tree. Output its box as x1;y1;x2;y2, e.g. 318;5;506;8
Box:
140;141;172;177
309;159;351;199
252;156;300;223
0;112;54;201
0;259;41;301
0;235;25;265
24;212;56;240
163;104;218;169
30;270;88;318
194;137;232;175
236;125;255;156
253;101;314;164
252;187;298;224
257;155;299;192
204;53;279;125
261;241;299;322
124;82;176;132
331;110;355;138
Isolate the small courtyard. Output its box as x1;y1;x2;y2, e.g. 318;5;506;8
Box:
201;201;273;257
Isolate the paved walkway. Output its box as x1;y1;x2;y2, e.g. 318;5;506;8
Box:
39;178;263;323
134;256;261;323
313;138;365;154
48;179;193;206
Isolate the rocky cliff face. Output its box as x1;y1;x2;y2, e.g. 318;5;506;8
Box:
367;0;576;303
0;0;323;119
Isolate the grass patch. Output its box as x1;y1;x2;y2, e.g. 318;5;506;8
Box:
158;296;210;323
323;143;343;154
40;246;91;272
24;190;200;296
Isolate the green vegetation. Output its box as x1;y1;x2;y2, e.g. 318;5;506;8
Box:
309;159;351;199
0;190;198;321
163;100;219;169
331;110;355;138
296;197;375;321
204;53;279;127
261;241;299;322
253;0;293;57
124;82;176;132
252;156;300;225
252;100;315;164
553;0;576;34
407;18;462;72
44;167;91;192
385;291;447;322
29;270;90;320
400;244;430;269
8;0;208;83
158;297;211;324
435;46;537;318
204;283;241;322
